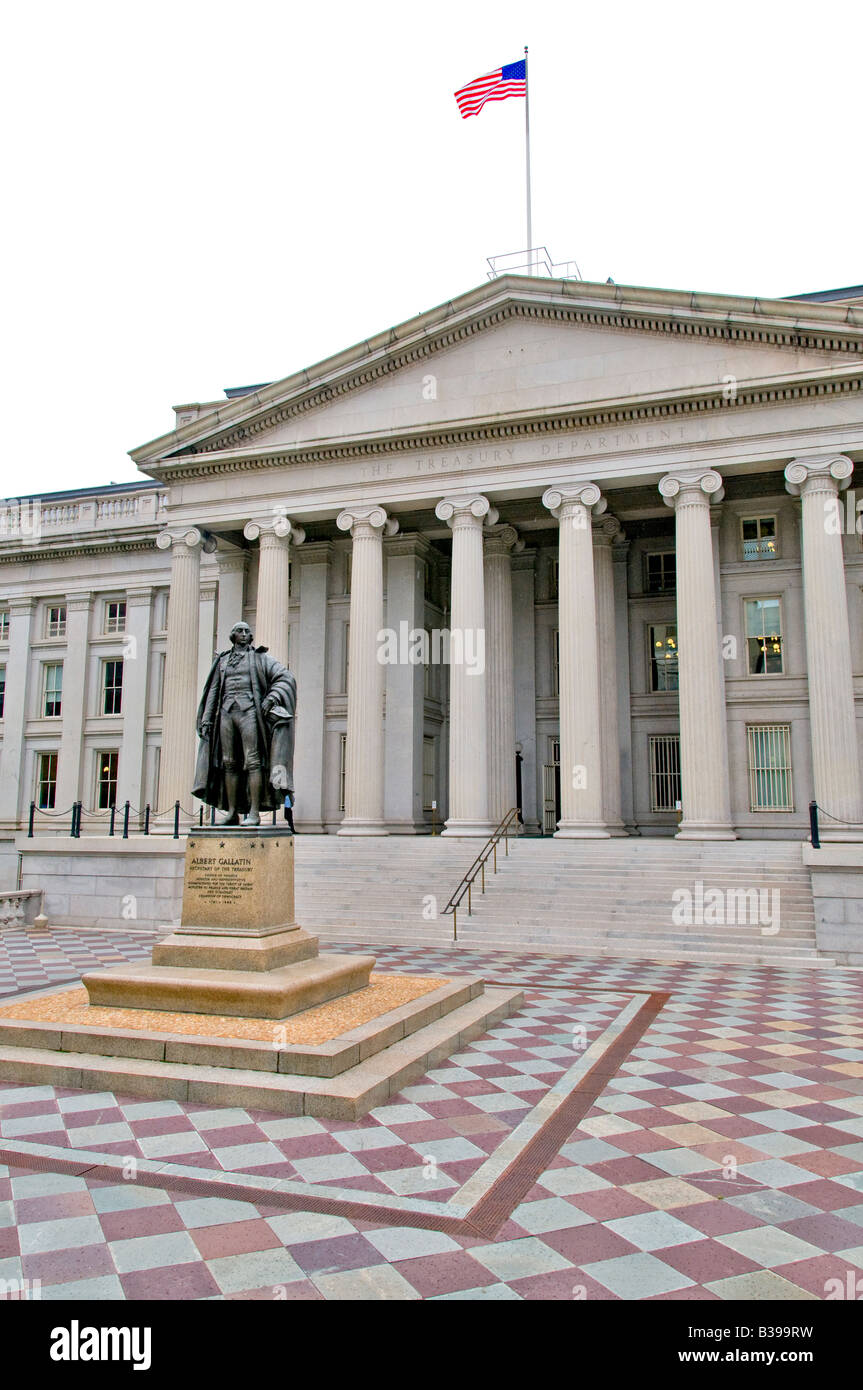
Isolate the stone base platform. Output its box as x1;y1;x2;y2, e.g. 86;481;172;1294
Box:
82;951;375;1020
0;977;524;1120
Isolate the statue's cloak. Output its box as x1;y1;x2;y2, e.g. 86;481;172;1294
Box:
192;646;296;814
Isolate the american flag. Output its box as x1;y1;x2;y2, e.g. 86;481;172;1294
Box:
454;59;526;119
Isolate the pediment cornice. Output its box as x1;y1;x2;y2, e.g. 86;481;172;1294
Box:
131;277;863;473
144;361;863;485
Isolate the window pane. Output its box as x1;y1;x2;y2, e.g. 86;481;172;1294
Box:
96;751;119;809
44;663;63;717
649;625;679;691
745;599;783;674
37;752;58;809
103;659;123;714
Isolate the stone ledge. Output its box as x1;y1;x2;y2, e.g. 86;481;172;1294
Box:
0;976;485;1078
0;986;524;1120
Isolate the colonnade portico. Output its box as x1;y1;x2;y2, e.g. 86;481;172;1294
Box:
150;449;862;842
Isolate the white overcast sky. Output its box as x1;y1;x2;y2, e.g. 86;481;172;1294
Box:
3;0;861;497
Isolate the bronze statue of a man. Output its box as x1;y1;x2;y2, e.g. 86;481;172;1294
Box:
193;621;296;826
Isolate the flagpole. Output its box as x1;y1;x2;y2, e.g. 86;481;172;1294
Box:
524;45;532;276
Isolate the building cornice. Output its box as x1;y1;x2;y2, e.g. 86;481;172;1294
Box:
141;361;863;485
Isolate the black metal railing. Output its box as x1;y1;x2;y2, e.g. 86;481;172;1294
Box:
443;808;519;941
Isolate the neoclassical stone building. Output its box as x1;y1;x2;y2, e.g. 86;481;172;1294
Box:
1;275;862;860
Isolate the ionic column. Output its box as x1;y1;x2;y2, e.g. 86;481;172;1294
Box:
294;542;332;832
436;495;494;836
0;597;35;824
243;516;304;667
336;505;397;835
55;593;93;812
593;516;626;835
659;469;735;839
512;548;540;833
785;455;863;837
384;533;430;832
612;535;636;833
118;586;153;809
155;527;215;813
542;485;608;837
484;525;519;825
215;550;248;652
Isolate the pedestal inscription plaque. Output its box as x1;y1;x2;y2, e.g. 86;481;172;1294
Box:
180;826;296;934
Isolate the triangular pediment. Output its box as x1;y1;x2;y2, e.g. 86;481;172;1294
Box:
131;277;863;472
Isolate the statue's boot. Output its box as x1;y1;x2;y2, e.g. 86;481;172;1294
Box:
242;770;262;826
221;772;241;826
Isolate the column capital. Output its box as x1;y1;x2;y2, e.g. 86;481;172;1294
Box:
7;595;36;616
125;587;153;609
155;526;217;553
384;531;433;560
659;469;724;508
66;592;95;613
612;533;631;563
215;549;249;576
592;515;622;546
435;494;495;528
483;524;521;557
243;514;306;546
785;454;854;497
337;504;398;539
295;540;333;566
542;483;607;520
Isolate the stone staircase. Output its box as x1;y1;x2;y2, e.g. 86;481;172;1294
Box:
295;835;830;967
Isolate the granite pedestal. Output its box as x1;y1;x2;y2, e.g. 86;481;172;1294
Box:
82;827;375;1019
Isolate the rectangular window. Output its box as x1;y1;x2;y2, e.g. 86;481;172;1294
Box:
549;559;559;601
745;598;783;674
649;624;679;691
339;733;347;813
103;659;123;714
741;516;777;561
37;751;58;809
747;724;793;811
344;553;352;595
46;605;66;638
96;751;119;809
552;629;560;696
0;664;5;718
645;552;676;593
43;662;63;717
423;736;436;811
104;599;127;634
0;610;9;642
343;622;350;693
649;735;681;812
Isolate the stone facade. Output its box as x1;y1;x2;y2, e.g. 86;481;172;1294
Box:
1;275;862;867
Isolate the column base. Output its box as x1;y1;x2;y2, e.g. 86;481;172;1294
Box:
554;822;611;839
337;820;390;836
604;818;628;838
676;821;738;841
442;820;497;837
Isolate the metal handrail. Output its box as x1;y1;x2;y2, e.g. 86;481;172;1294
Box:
443;808;519;941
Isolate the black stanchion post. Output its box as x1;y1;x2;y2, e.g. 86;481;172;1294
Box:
123;800;130;839
144;804;150;835
109;804;116;837
173;801;180;839
809;800;820;850
75;802;82;838
199;806;203;827
28;802;35;838
210;804;215;825
70;804;76;837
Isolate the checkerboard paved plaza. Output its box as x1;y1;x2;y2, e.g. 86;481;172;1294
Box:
2;927;863;1300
